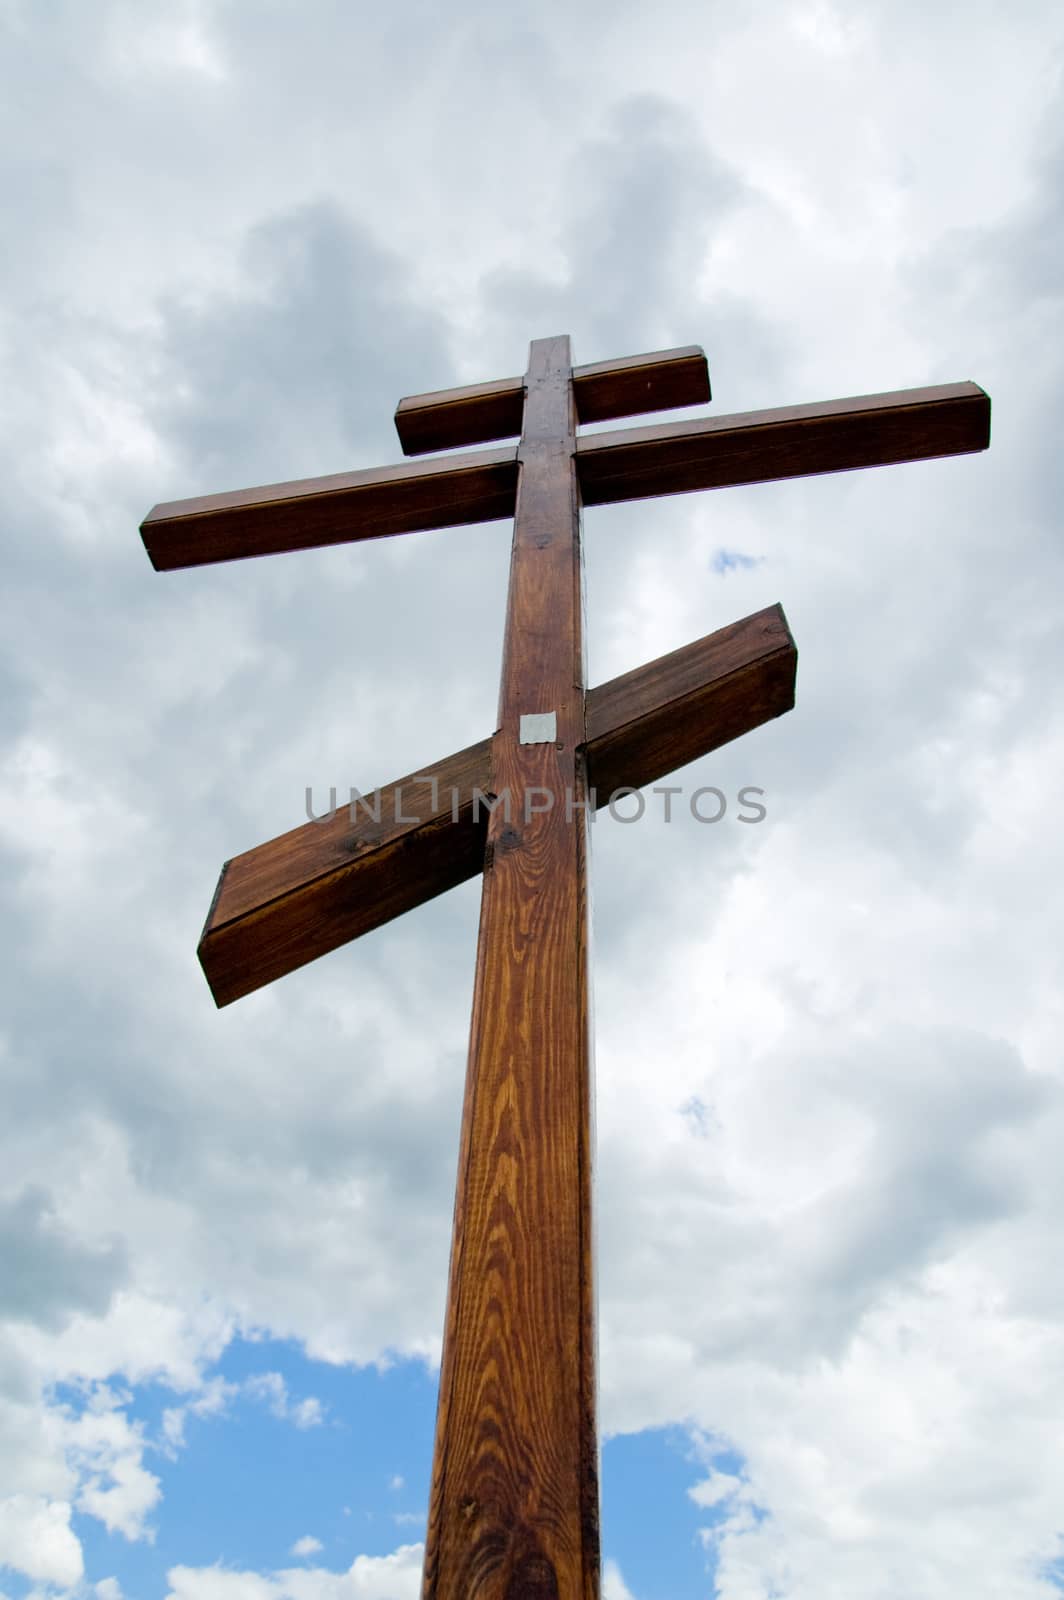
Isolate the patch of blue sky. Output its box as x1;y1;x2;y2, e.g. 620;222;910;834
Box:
46;1342;751;1598
602;1426;750;1599
710;549;762;575
64;1338;436;1594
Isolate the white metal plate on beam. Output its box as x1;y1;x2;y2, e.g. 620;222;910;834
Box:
519;712;557;745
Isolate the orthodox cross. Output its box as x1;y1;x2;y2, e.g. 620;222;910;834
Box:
141;337;989;1599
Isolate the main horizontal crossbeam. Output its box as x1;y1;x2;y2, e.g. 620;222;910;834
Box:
198;604;796;1006
577;381;990;504
141;445;518;571
140;383;990;571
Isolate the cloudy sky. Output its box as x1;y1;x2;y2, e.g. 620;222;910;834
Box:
2;1;1063;1596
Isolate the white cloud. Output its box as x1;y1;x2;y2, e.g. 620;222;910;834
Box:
290;1397;324;1430
244;1371;287;1413
160;1375;247;1459
161;1407;186;1453
166;1569;277;1600
166;1543;424;1600
243;1372;324;1429
689;1468;744;1510
291;1537;323;1558
0;1494;83;1588
67;1393;160;1541
602;1559;639;1600
156;1369;323;1473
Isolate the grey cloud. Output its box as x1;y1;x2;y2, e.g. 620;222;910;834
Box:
595;1012;1055;1385
0;1186;127;1332
790;1027;1050;1343
480;93;785;391
151;202;452;494
0;182;497;1370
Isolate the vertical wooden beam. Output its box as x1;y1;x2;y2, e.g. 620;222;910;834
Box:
422;337;599;1599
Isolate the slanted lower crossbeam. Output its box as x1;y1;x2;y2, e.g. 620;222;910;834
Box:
199;604;797;1007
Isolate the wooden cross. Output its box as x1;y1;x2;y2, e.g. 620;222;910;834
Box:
141;338;989;1599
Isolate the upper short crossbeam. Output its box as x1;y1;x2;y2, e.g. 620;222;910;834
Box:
393;343;712;454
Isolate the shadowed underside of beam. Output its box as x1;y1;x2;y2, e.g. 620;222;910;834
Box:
199;604;796;1006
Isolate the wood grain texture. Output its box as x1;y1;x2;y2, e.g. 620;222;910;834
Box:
573;344;710;425
140;446;519;570
422;337;599;1599
141;379;988;572
198;605;797;1007
395;375;526;458
577;382;991;505
395;345;710;456
198;742;491;1008
585;602;795;798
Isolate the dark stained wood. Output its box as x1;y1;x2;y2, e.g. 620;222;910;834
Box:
198;605;797;1007
574;344;710;425
199;742;491;1008
577;382;991;505
142;379;989;573
140;446;519;571
422;336;598;1599
586;602;794;798
395;345;710;456
395;375;526;458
